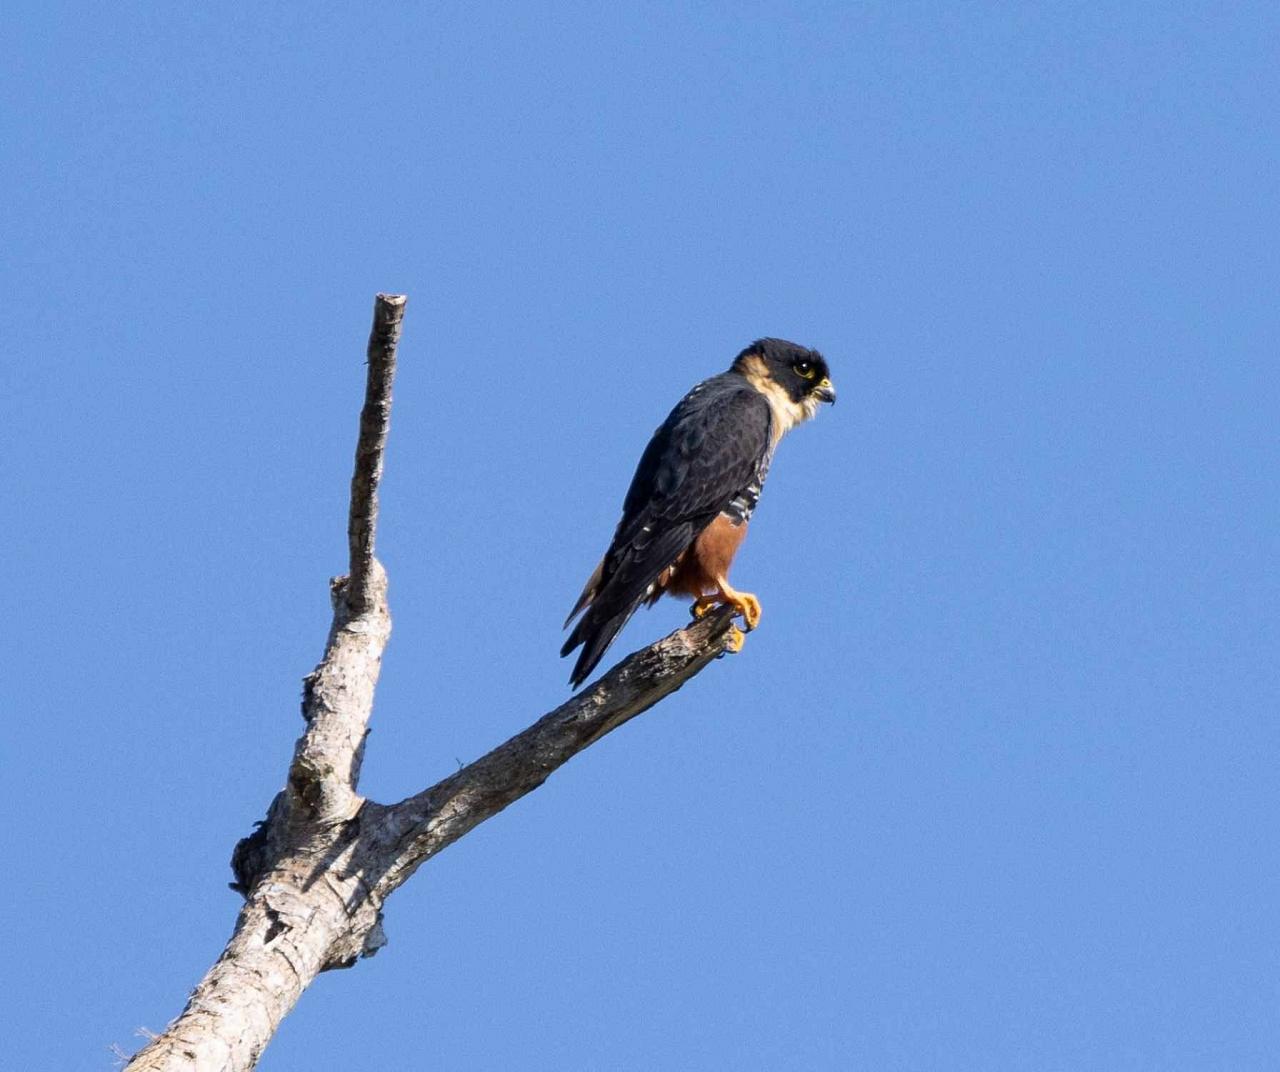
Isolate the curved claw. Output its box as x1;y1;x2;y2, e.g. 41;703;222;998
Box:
730;592;762;631
691;587;762;631
690;597;717;620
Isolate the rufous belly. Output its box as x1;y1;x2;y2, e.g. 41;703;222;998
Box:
646;513;748;604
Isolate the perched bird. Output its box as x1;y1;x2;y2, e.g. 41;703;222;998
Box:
562;337;835;687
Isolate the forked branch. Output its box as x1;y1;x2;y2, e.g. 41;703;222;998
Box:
124;294;736;1072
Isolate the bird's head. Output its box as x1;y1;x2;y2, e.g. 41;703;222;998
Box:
732;338;836;427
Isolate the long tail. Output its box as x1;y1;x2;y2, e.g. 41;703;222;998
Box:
561;599;643;689
564;556;604;629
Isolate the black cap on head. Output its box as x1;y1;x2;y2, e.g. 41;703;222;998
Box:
733;337;833;404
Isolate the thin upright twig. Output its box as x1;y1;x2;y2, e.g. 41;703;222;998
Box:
347;293;406;613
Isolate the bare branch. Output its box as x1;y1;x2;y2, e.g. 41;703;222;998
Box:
367;606;738;897
347;293;405;613
287;295;406;821
287;567;391;821
127;296;409;1071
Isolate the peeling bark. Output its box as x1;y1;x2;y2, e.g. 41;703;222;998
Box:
124;294;738;1071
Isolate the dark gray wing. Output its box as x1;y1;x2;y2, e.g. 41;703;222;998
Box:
562;377;771;687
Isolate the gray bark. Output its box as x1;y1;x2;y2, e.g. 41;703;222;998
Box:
124;294;738;1071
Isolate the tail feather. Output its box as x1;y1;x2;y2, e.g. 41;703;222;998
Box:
564;556;605;629
562;600;643;689
561;528;692;687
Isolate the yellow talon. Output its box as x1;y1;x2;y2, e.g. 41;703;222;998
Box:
724;624;745;653
731;592;762;631
692;585;763;631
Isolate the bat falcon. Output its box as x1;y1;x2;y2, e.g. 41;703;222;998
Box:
562;337;835;687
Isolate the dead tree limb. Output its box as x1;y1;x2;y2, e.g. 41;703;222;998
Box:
125;294;738;1072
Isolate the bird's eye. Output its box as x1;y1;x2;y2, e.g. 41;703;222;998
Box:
794;361;816;380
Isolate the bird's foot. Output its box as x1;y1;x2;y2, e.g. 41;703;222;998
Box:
724;590;762;631
693;586;762;630
723;624;746;654
690;596;718;620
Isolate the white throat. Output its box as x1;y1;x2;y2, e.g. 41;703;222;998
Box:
737;355;820;445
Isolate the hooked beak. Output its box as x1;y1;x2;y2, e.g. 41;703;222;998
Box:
816;377;837;405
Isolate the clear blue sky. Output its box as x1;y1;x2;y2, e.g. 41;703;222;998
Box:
6;3;1277;1069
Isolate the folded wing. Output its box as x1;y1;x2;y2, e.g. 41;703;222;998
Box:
562;378;772;687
